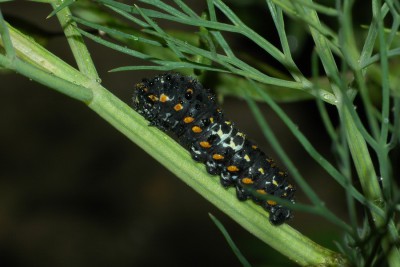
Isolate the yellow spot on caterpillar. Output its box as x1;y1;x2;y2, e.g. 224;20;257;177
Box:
183;117;194;123
227;165;239;172
244;154;250;162
225;121;232;125
192;126;202;133
209;117;214;123
252;145;258;149
160;93;169;102
273;179;279;186
200;141;211;148
258;168;265;174
174;103;183;111
241;177;253;184
148;94;158;102
212;154;224;160
228;140;238;149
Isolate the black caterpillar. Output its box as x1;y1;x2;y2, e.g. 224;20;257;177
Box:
133;73;295;225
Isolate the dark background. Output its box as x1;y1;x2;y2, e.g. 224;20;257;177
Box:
1;1;350;266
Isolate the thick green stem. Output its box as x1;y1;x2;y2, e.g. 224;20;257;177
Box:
0;55;92;102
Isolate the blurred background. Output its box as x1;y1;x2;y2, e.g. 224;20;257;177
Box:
0;1;363;266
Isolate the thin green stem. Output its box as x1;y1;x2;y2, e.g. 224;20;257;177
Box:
375;1;390;146
0;10;16;58
51;0;99;80
209;214;252;267
359;3;389;69
388;98;400;150
294;1;342;89
266;0;305;83
342;106;400;267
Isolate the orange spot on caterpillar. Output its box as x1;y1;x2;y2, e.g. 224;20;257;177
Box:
241;177;253;184
200;141;211;148
192;126;202;133
212;154;224;160
227;165;239;172
183;117;194;123
174;103;183;111
160;94;169;102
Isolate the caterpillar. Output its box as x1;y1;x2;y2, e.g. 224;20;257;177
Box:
132;73;295;225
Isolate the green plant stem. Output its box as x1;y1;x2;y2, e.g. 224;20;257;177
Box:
374;1;390;145
0;21;93;102
0;54;92;102
342;107;400;267
339;1;400;265
0;24;93;87
373;0;392;202
0;9;15;58
51;0;99;80
343;5;380;141
209;214;252;267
